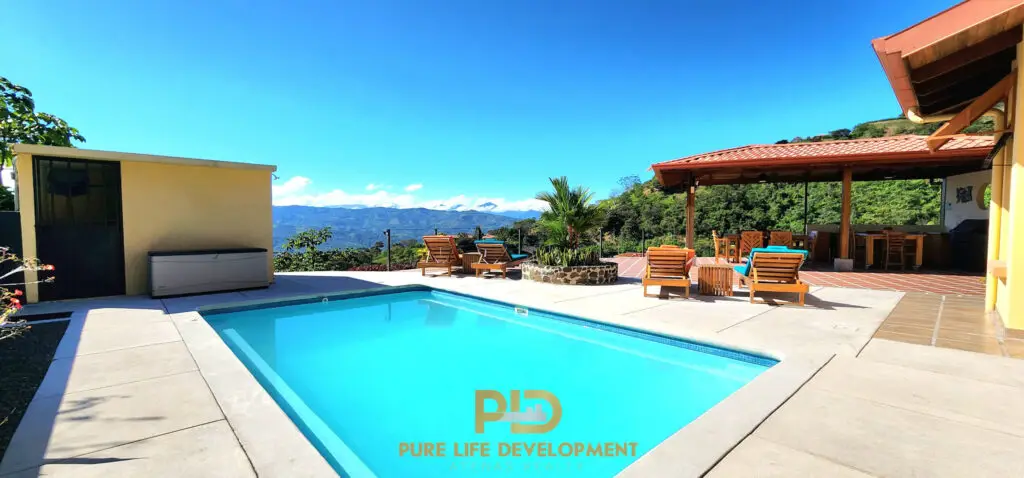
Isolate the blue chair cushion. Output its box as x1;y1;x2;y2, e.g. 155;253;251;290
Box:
736;247;809;277
474;240;527;261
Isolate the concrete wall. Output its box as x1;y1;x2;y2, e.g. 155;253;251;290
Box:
15;154;40;302
14;149;274;302
120;161;274;295
943;170;990;230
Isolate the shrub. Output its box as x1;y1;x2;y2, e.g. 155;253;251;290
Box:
535;177;603;249
373;244;423;265
1;247;55;340
533;246;602;267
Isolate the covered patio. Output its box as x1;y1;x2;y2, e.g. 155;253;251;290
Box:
650;134;995;271
610;255;987;295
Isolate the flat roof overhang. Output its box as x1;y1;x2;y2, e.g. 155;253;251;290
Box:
11;144;277;172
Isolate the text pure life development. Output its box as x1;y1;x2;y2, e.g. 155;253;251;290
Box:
399;441;639;458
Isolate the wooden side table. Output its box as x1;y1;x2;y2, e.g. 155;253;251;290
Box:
698;263;734;296
460;252;481;273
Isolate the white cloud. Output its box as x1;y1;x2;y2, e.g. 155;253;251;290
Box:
272;176;311;197
418;195;548;212
365;183;379;191
272;176;546;212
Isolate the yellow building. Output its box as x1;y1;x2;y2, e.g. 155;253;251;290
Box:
872;0;1024;330
10;144;276;303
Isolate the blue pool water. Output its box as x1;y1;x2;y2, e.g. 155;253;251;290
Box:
203;288;775;477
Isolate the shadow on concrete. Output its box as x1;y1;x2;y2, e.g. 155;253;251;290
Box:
159;274;391;313
664;286;870;310
0;272;394;475
41;457;136;465
245;274;388;296
0;312;81;475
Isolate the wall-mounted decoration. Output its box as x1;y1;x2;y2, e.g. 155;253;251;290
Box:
955;185;973;204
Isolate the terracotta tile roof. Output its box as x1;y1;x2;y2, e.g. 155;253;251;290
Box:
652;135;995;169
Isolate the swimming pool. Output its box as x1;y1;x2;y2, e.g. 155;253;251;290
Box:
202;286;775;477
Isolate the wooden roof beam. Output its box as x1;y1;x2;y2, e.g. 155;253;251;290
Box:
913;51;1014;97
911;28;1022;82
927;70;1016;151
917;69;1011;112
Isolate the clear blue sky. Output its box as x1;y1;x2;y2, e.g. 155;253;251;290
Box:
3;0;958;210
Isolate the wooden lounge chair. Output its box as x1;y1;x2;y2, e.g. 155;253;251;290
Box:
736;250;809;306
472;241;528;279
642;246;695;299
418;235;462;276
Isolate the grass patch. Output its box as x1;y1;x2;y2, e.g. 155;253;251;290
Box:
0;321;69;459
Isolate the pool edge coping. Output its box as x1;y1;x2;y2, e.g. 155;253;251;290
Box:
170;310;340;478
183;284;828;478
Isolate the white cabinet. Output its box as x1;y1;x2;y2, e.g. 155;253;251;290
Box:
149;248;269;298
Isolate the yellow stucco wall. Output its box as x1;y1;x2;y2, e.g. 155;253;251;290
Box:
120;161;274;295
13;150;274;302
993;41;1024;330
14;154;39;303
994;142;1013;320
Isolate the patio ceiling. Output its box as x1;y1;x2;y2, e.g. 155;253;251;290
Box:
651;134;994;189
872;0;1024;116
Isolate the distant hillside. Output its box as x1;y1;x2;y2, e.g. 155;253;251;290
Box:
273;206;536;249
777;115;995;144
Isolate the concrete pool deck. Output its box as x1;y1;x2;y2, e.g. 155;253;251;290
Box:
1;271;1022;477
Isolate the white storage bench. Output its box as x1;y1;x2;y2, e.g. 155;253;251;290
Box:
148;248;269;298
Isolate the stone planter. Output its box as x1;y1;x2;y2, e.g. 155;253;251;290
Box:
520;261;618;285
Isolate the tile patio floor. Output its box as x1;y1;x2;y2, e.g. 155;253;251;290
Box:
608;256;987;295
1;271;1021;477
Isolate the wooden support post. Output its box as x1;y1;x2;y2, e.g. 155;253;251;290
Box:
685;185;696;250
803;180;809;235
927;71;1016;151
839;167;852;260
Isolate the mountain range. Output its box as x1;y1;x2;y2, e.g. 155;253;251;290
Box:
273;206;541;249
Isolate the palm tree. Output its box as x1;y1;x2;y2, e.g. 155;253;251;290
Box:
535;177;603;249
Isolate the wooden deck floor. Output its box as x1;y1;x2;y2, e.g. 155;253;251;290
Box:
873;292;1024;359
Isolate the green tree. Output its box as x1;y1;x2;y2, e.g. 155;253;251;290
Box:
535;176;603;249
274;227;333;271
1;77;85;174
1;77;86;211
488;218;544;252
0;183;13;211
